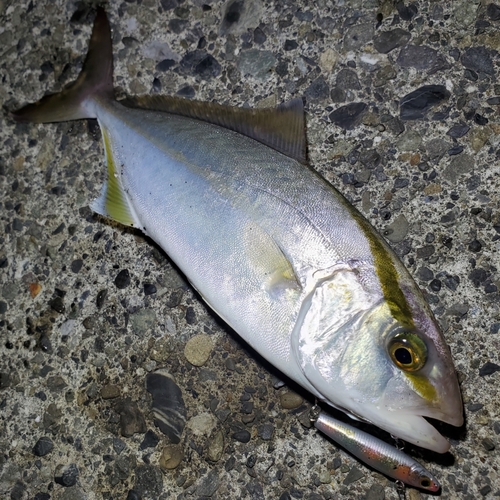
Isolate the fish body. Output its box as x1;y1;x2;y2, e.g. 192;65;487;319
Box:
13;7;462;463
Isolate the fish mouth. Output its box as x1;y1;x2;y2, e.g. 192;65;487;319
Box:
356;406;463;453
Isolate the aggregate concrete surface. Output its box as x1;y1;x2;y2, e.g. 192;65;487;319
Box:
1;0;499;499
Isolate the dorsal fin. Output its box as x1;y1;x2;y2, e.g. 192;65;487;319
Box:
121;95;308;164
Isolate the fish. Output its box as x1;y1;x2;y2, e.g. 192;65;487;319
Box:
313;410;440;492
13;7;463;476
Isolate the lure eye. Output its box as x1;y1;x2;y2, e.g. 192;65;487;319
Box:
388;332;427;372
420;476;431;488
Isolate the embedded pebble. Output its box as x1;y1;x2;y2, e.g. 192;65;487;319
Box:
115;398;147;437
207;429;225;462
373;28;410;53
159;444;184;470
461;46;495;76
33;436;54;457
383;214;409;243
400;85;450;120
232;429;251;443
114;269;131;289
342;466;364;485
196;469;220;497
184;334;213;366
329;102;368;130
279;390;303;409
479;362;500;376
54;463;79;487
146;369;186;443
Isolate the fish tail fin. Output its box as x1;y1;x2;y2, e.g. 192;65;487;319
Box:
11;7;113;123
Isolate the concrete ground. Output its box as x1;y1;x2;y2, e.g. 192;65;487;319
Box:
0;0;499;499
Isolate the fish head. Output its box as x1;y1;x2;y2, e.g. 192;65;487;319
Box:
295;271;463;453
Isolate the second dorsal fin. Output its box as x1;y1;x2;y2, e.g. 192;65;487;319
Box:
121;95;308;164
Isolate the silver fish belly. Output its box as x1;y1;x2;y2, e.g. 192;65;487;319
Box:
12;6;463;468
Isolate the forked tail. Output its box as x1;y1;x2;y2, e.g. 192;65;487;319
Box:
12;7;113;123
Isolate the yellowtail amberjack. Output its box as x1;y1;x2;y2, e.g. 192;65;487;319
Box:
13;8;463;487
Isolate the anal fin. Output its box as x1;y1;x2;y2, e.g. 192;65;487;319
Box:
90;127;137;228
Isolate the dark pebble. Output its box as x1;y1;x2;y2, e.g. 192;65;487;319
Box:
220;0;245;33
114;269;131;289
49;296;65;313
246;454;257;468
490;323;500;334
258;423;275;440
416;245;435;259
448;145;464;156
156;59;176;72
10;481;26;500
397;45;445;71
343;466;364;485
71;259;83;273
232;429;251;443
482;437;495;451
487;96;500;105
487;3;500;20
96;289;108;309
447;123;470;138
480;485;492;496
279;493;291;500
397;1;418;20
284;39;298;51
468;403;484;412
165;289;183;308
54;463;79;487
38;334;53;353
468;239;482;252
241;401;254;414
305;77;330;101
493;421;500;434
185;306;196;324
140;429;160;450
365;483;385;500
146;370;186;444
336;68;361;90
143;283;157;296
461;47;494;76
177;85;195;98
373;28;410;53
134;464;163;497
329;102;367;130
418;267;434;281
196;469;220;496
473;114;488;127
394;177;409;189
429;279;442;292
246;481;264;500
115;398;147;437
180;50;221;79
400;85;450;121
469;268;487;286
254;27;266;44
0;301;7;314
441;273;460;291
225;455;236;471
126;491;141;500
33;436;54;457
34;493;51;500
479;361;500;376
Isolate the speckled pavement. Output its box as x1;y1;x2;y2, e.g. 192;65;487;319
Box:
1;0;499;499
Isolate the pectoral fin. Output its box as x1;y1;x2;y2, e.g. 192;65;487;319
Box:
242;223;301;299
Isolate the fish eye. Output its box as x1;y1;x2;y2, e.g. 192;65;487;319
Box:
388;332;427;372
